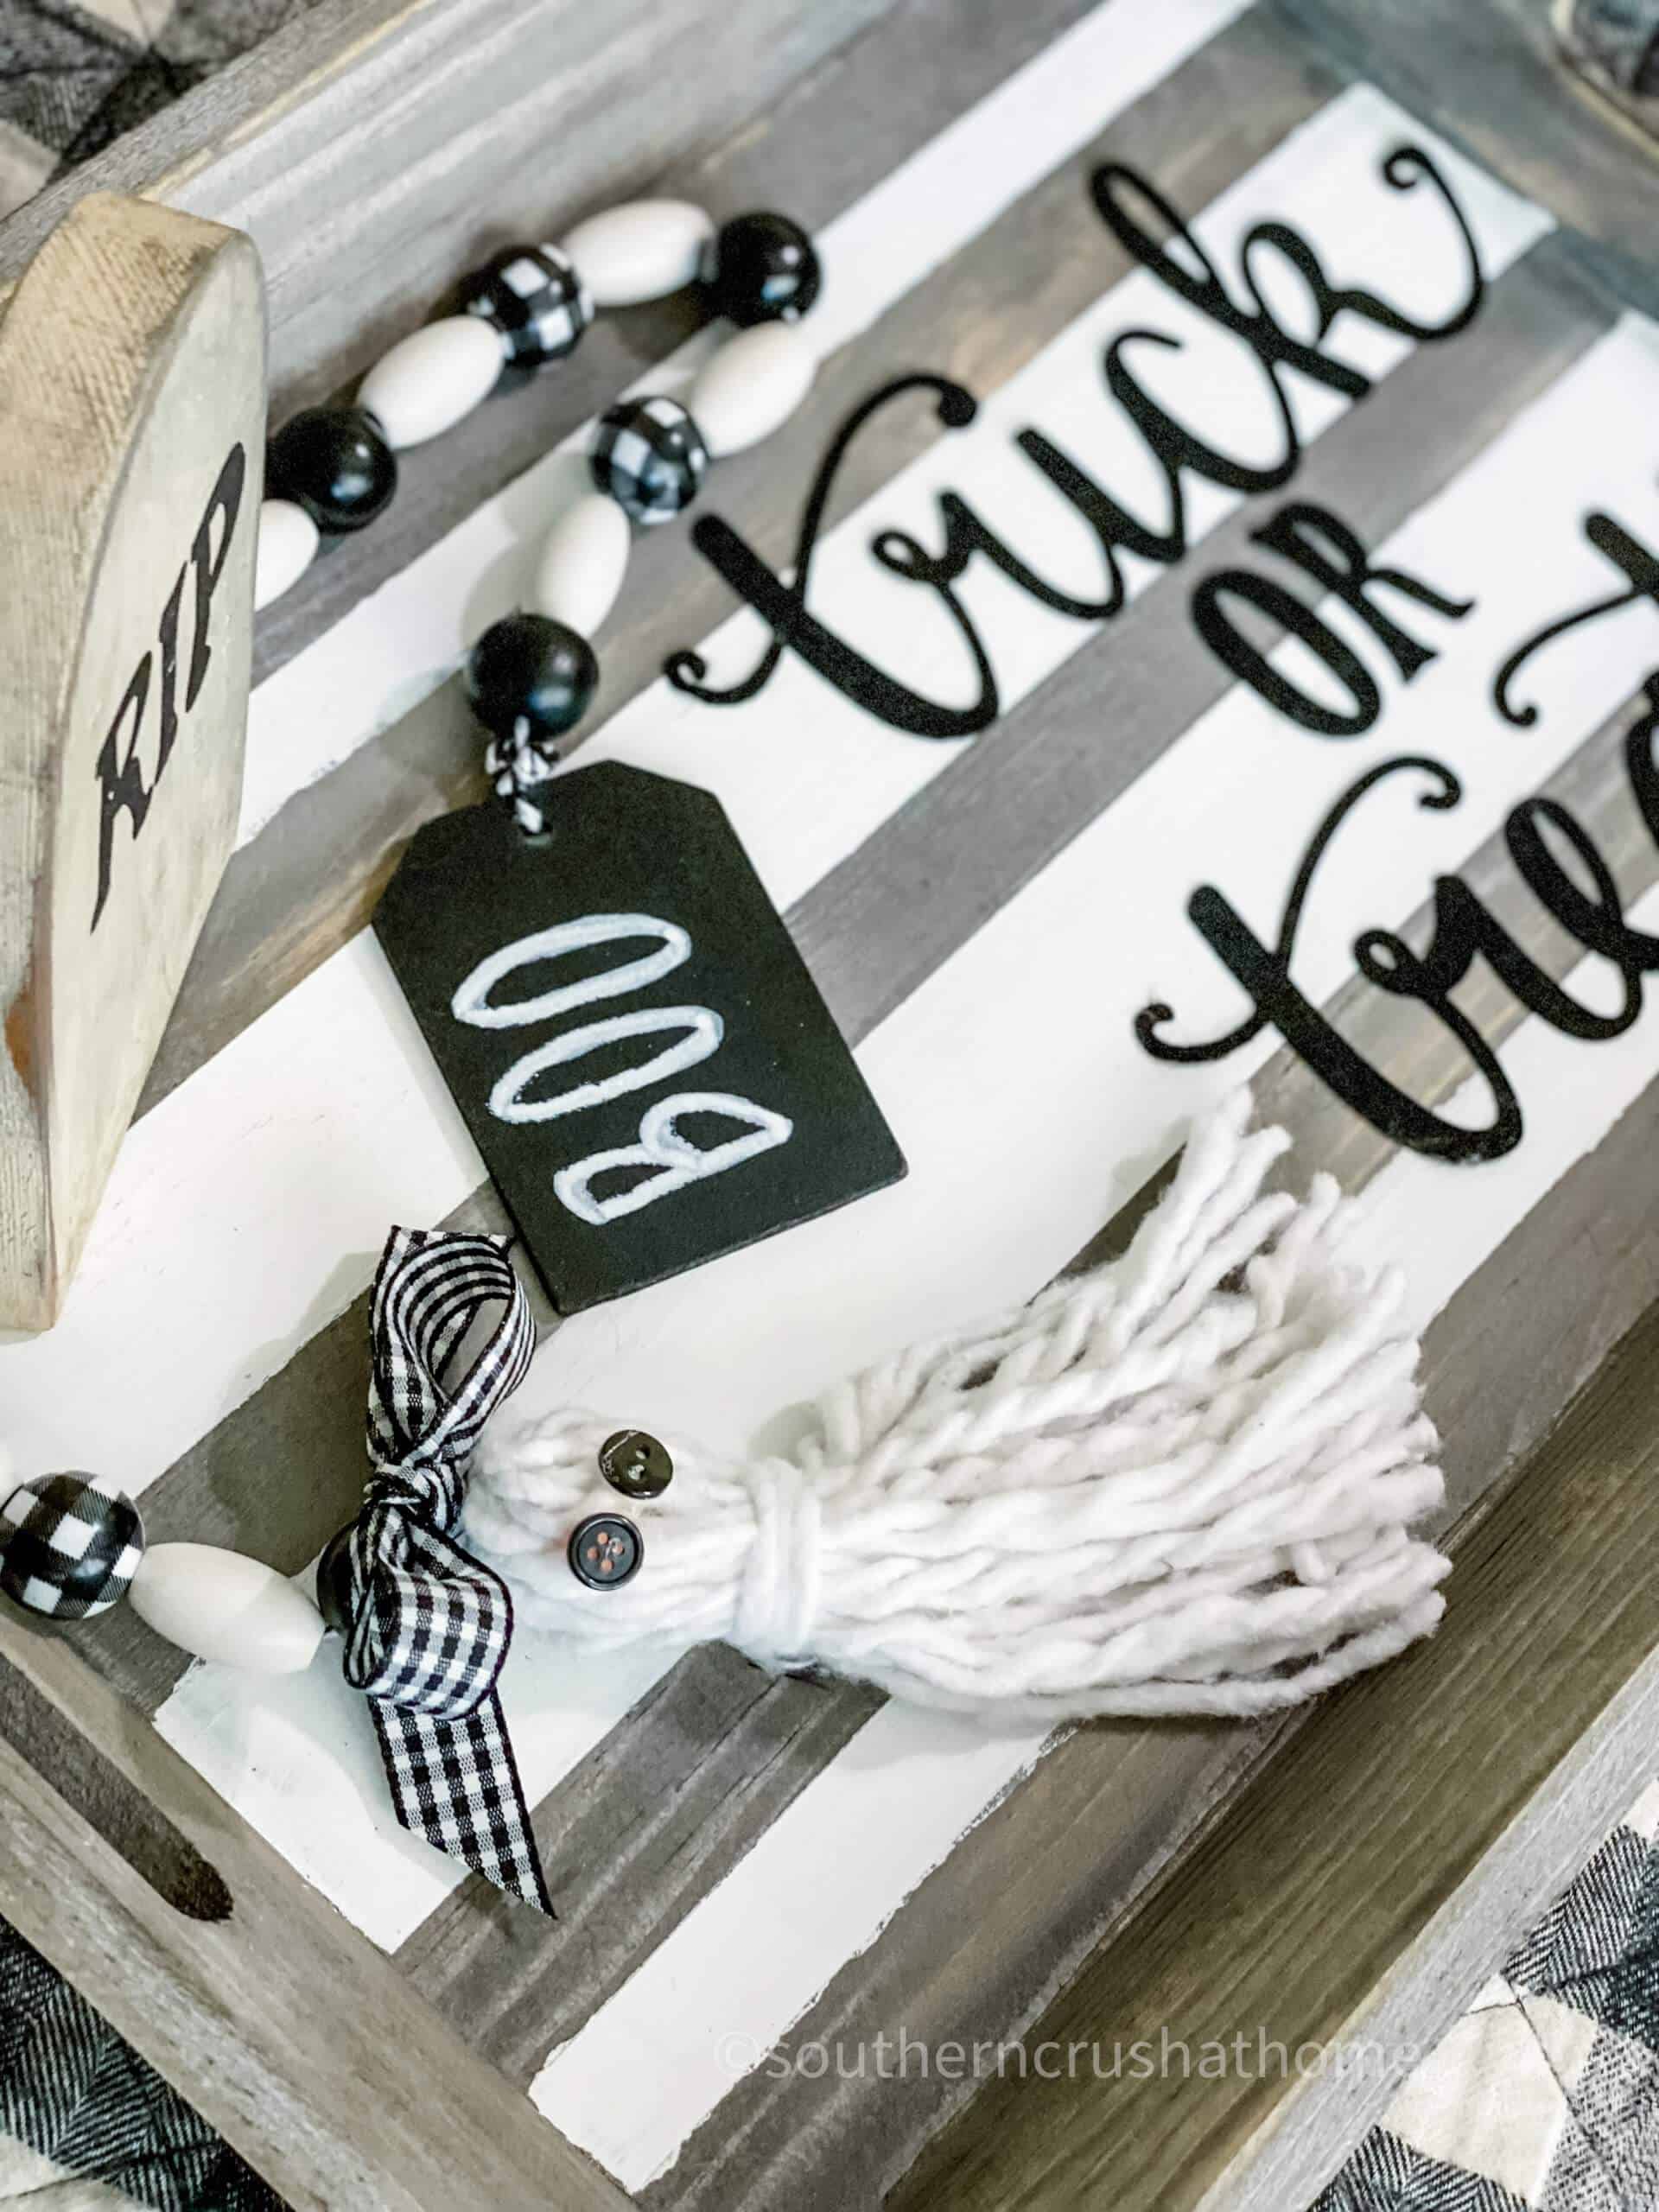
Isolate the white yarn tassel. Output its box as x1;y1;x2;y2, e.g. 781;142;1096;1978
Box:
467;1093;1449;1724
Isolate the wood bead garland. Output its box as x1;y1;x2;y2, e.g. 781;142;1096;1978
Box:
531;493;631;636
0;1470;143;1620
251;197;823;611
266;404;396;534
561;200;715;308
690;321;816;456
454;227;823;831
254;497;321;610
589;396;709;524
460;244;591;378
702;209;822;325
127;1543;327;1674
0;1468;323;1669
356;315;507;449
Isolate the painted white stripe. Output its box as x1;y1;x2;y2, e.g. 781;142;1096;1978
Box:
536;1701;1046;2177
533;881;1659;2193
153;309;1659;1966
0;86;1537;1503
238;0;1255;845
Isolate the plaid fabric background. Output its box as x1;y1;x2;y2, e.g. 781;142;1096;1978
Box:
1315;1781;1659;2210
0;1915;281;2210
0;0;321;219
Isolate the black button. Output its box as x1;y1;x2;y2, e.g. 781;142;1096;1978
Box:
599;1429;673;1500
569;1512;643;1590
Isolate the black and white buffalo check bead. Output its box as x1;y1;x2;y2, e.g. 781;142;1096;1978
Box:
463;245;592;376
0;1471;143;1619
590;395;709;524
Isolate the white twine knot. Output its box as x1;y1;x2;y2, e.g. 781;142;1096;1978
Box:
464;1092;1451;1725
733;1459;822;1667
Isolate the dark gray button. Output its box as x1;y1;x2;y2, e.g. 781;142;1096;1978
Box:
599;1429;673;1500
569;1512;643;1589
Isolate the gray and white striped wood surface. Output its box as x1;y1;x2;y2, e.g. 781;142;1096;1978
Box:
10;1;1659;2201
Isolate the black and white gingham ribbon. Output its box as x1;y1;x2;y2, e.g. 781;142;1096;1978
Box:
334;1227;551;1915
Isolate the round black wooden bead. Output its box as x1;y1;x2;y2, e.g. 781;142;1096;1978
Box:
266;405;397;535
466;613;599;740
589;397;709;526
461;244;592;381
568;1512;643;1591
599;1429;673;1501
0;1472;144;1621
702;212;821;327
315;1523;359;1637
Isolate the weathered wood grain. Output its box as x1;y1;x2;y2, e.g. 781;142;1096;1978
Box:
0;1621;630;2212
387;238;1622;2077
140;0;1316;1113
0;0;899;429
0;1649;232;1923
887;1187;1659;2212
397;1647;883;2082
0;195;264;1330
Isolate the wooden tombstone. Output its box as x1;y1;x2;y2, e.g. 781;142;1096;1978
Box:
0;194;265;1332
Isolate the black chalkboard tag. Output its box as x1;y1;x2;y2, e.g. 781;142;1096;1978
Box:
374;765;906;1314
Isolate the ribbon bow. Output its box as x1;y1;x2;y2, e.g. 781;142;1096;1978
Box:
333;1226;551;1914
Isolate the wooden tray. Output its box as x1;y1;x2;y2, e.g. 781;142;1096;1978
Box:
8;1;1659;2204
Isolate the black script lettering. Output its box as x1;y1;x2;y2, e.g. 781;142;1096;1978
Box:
1192;502;1472;734
1137;757;1516;1159
667;149;1484;741
668;375;993;738
1496;513;1659;727
185;442;245;712
93;655;155;931
1091;146;1483;412
1193;571;1382;734
1140;724;1659;1160
92;442;246;929
1250;502;1474;678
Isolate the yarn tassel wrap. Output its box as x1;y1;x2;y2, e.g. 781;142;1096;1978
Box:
466;1093;1450;1724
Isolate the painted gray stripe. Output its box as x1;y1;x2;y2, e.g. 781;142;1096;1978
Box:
143;1;1319;1116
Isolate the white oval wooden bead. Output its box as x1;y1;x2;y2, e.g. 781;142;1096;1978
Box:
356;315;504;450
687;322;816;459
128;1543;327;1675
253;498;321;610
531;493;632;636
558;200;715;309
